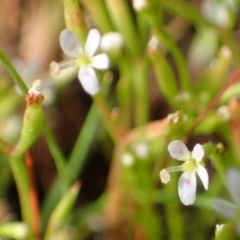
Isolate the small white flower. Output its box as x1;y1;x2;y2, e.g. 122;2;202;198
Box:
201;0;231;28
131;141;149;159
52;29;109;95
148;36;160;51
133;0;147;11
160;140;208;205
121;153;134;167
100;32;123;52
217;105;231;121
215;224;225;236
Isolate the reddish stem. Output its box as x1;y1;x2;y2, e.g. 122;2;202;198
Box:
190;70;240;132
25;151;42;240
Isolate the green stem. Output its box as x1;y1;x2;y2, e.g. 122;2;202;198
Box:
209;153;227;188
162;0;210;26
132;59;149;127
9;155;34;240
0;49;28;94
156;25;191;91
42;121;69;185
41;77;112;228
0;48;69;185
165;174;185;240
67;104;100;182
148;45;178;107
189;70;240;134
80;0;113;33
44;182;80;240
105;0;140;55
117;57;132;130
144;12;191;92
63;0;88;44
94;93;120;142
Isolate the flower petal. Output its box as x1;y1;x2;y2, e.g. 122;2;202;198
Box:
168;140;190;161
85;29;101;57
178;171;196;205
226;168;240;206
213;198;237;219
196;164;209;190
91;53;109;70
78;66;99;95
60;29;81;58
192;144;204;162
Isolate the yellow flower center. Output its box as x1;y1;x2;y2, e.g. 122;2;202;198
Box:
77;54;92;66
182;158;198;172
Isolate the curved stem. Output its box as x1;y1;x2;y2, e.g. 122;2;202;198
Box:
188;70;240;135
0;49;28;94
9;155;34;240
94;93;121;142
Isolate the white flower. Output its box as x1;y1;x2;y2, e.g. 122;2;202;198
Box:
121;153;134;167
51;29;109;95
160;140;209;205
215;224;225;236
131;141;149;159
148;36;159;51
100;32;123;52
133;0;147;11
201;0;231;28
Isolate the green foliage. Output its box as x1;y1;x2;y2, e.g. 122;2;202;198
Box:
0;0;240;239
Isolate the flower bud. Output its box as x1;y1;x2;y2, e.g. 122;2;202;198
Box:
11;80;44;156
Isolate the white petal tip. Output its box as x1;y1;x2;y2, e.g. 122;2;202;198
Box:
192;144;205;162
78;67;99;96
92;53;109;70
85;29;101;57
60;29;80;58
178;172;197;206
168;140;189;160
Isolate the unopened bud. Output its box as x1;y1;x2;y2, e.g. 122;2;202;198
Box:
11;80;44;156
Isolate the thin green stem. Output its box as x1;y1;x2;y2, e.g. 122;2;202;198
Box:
42;121;69;185
9;155;34;240
209;153;227;188
105;0;140;55
132;59;149;127
0;49;28;94
93;93;121;142
156;25;191;91
165;174;185;240
144;13;191;92
0;48;69;184
42;78;112;228
162;1;211;26
189;70;240;134
44;182;80;240
117;57;132;130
